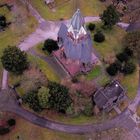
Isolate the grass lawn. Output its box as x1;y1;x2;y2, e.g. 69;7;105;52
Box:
0;1;37;82
0;116;85;140
30;0;105;20
91;23;138;99
29;55;59;82
86;65;102;80
93;24;126;60
0;115;129;140
121;65;139;99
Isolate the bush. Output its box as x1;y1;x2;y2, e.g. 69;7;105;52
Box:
114;60;122;71
83;103;93;116
122;61;136;75
71;76;78;83
0;15;6;29
48;82;72;113
23;91;42;112
7;119;16;127
0;127;10;135
124;47;133;57
116;52;129;62
43;39;59;54
94;31;105;43
1;46;29;74
38;86;50;108
87;23;95;31
106;63;118;76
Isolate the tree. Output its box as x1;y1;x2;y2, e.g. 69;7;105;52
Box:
48;82;72;113
38;86;50;108
87;23;95;31
0;15;6;30
23;91;42;112
122;61;136;75
94;31;105;43
7;119;16;127
116;52;129;62
1;46;29;74
100;5;120;28
106;63;118;76
43;39;59;54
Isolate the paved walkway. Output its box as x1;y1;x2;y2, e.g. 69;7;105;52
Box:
0;88;138;134
1;70;8;90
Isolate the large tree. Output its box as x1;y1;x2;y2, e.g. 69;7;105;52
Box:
1;46;29;74
48;82;72;113
100;5;120;28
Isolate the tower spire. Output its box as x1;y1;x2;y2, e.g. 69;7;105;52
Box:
68;9;86;40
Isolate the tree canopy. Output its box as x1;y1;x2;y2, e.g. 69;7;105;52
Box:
1;46;29;74
48;82;72;113
38;86;50;108
100;5;120;28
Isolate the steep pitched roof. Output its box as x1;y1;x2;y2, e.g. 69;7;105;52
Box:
68;9;86;39
71;9;85;31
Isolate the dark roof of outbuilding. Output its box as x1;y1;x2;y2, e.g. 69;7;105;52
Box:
126;21;140;32
94;81;125;109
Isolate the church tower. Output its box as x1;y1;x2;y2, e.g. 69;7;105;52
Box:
58;9;92;65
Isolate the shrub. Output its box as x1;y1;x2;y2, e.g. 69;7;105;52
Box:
114;60;122;71
7;119;16;127
122;61;136;75
0;127;10;135
71;76;78;83
43;39;59;54
0;15;6;29
48;82;72;113
1;46;29;74
94;31;105;43
106;63;118;76
124;47;133;57
116;52;129;62
23;91;42;112
83;103;93;116
38;86;50;108
87;23;95;31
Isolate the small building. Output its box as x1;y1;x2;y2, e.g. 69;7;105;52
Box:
93;80;126;112
44;0;55;9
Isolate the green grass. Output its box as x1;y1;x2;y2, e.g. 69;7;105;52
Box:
30;0;105;20
86;65;102;80
121;65;139;99
0;2;37;81
93;24;126;59
29;55;59;82
0;117;85;140
33;43;49;56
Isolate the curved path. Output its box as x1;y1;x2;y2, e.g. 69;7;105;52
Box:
0;88;137;134
0;0;140;139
